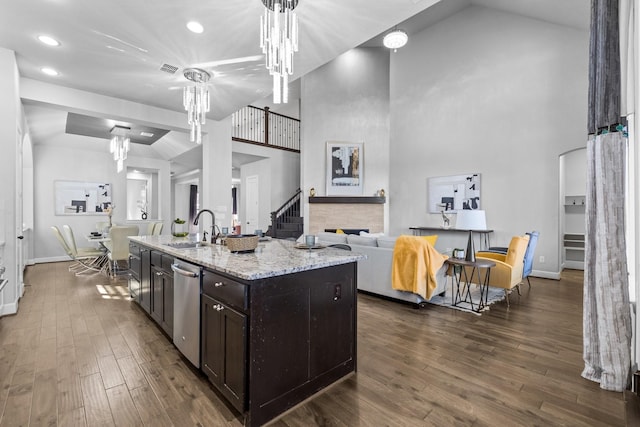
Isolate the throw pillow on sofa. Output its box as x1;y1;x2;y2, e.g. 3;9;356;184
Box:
420;235;438;247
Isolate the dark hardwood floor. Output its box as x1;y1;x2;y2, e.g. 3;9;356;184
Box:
0;263;635;426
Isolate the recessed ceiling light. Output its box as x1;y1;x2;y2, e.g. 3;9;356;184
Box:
140;131;154;137
37;35;60;47
41;67;59;76
186;21;204;34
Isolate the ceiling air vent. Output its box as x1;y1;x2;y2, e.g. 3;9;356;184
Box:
160;63;178;74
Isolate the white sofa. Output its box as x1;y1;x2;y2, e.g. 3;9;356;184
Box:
317;232;448;306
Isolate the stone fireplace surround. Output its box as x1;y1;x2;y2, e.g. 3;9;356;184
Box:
308;196;385;236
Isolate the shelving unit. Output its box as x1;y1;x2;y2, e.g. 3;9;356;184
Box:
564;195;586;207
564;233;585;269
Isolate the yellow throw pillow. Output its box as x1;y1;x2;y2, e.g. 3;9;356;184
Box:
336;229;345;234
421;235;438;247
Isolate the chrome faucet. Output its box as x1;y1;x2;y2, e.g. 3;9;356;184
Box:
194;209;219;244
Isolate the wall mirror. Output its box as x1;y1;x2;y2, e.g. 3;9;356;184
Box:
127;168;158;220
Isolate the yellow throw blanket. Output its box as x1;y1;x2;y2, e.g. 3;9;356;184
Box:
391;235;447;300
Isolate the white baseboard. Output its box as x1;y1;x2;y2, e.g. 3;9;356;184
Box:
564;260;585;270
33;256;69;264
531;269;561;280
0;301;18;316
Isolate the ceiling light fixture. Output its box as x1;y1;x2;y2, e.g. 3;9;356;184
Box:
383;29;408;52
41;67;59;76
37;35;60;46
186;21;204;34
183;68;211;144
259;0;299;104
110;125;131;173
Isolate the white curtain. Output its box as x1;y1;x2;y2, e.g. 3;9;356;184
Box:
582;0;633;392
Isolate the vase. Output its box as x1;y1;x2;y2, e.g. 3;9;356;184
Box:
171;221;189;237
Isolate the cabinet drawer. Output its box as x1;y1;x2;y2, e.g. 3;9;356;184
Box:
202;270;248;311
161;254;174;272
151;251;162;267
129;243;141;257
129;254;141;279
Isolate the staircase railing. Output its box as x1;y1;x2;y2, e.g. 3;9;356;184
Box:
232;106;300;153
270;189;303;239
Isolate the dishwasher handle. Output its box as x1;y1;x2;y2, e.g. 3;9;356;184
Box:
171;264;199;278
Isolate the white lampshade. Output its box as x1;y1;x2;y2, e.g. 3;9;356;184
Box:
455;210;487;230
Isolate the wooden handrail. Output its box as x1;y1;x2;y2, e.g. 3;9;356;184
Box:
232;106;300;153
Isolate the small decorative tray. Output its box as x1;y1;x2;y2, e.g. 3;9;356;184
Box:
294;243;326;250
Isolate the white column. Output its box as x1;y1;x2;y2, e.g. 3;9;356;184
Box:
0;47;20;315
201;117;233;233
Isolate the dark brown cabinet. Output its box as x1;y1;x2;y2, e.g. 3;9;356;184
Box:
139;247;151;314
129;242;151;314
150;252;174;336
201;293;246;413
128;243;141;298
201;263;357;427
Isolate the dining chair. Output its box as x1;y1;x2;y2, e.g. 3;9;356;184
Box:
106;225;139;277
146;222;156;236
152;222;164;235
51;226;104;274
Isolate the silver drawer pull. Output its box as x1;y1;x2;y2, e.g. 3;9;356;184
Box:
155;271;163;276
214;304;225;312
214;282;224;287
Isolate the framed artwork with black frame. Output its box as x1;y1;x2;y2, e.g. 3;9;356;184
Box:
326;141;363;196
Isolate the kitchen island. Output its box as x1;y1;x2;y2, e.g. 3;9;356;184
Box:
128;235;363;427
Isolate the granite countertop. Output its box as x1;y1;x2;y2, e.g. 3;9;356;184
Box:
129;235;365;281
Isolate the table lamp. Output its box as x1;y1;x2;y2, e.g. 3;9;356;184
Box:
455;210;487;262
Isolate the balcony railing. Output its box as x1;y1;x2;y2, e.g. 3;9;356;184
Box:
232;106;300;153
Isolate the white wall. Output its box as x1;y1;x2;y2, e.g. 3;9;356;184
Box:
300;47;391;233
232;140;300;232
0;48;21;315
34;144;170;262
388;6;589;277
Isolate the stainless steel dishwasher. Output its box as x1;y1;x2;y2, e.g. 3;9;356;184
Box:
171;258;202;368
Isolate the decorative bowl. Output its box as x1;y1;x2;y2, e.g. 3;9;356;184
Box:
226;234;259;253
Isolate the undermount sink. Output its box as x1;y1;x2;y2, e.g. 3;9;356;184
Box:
164;241;206;249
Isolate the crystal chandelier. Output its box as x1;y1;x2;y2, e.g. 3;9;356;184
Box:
110;125;130;173
259;0;299;104
183;68;211;144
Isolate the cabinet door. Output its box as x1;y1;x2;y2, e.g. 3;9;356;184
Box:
150;265;163;324
201;294;223;383
309;272;355;378
162;274;174;336
201;294;246;412
139;248;151;313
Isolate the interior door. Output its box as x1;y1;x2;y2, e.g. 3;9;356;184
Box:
15;132;24;297
246;175;259;233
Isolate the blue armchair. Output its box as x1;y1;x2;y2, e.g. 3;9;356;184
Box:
521;231;539;287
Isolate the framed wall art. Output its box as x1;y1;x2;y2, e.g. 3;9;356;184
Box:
427;173;481;213
326;141;363;196
54;181;112;215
